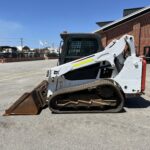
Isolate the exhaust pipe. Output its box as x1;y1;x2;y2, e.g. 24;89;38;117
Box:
3;80;48;116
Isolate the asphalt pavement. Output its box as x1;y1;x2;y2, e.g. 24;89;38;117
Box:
0;60;150;150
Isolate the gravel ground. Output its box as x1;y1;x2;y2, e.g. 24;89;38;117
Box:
0;60;150;150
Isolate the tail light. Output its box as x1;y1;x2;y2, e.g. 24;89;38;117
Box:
141;57;147;92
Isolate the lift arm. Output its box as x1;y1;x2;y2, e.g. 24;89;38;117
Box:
47;35;136;79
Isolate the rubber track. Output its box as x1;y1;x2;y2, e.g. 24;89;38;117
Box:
48;79;125;113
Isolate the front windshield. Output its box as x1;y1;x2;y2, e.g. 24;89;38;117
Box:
67;38;98;56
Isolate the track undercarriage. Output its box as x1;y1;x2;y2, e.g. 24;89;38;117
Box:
49;80;125;113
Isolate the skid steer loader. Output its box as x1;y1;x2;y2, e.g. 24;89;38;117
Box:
4;34;146;115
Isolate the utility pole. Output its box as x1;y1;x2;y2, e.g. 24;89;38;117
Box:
20;38;23;48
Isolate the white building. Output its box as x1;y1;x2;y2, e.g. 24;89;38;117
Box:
48;47;59;54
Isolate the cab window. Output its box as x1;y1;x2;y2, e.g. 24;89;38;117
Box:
67;38;98;56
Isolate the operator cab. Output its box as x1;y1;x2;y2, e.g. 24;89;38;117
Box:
59;32;103;65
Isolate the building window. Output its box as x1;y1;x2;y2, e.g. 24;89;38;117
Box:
143;46;150;62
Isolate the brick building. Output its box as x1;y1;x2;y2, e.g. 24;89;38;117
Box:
95;6;150;59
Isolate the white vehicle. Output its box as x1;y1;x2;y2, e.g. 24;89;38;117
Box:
4;34;147;115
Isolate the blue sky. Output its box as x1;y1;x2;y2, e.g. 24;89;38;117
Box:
0;0;149;48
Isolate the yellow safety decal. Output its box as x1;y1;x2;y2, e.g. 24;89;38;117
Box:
72;58;94;68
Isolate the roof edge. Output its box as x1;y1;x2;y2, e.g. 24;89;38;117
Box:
93;6;150;33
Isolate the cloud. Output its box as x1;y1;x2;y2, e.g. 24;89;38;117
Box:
0;19;23;36
0;19;24;46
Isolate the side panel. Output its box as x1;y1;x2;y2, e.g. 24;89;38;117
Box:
114;56;142;94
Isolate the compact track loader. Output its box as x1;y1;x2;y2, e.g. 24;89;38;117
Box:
4;34;146;115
